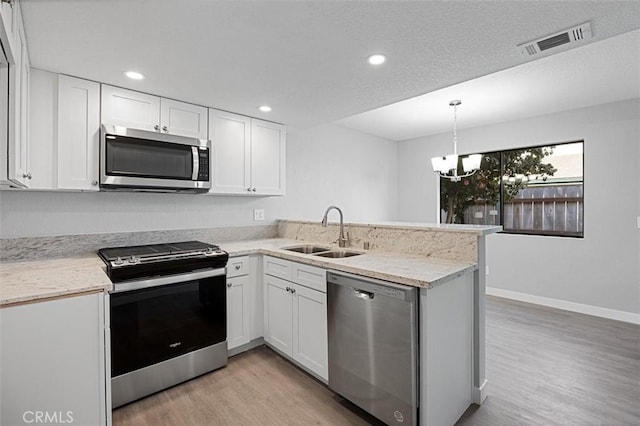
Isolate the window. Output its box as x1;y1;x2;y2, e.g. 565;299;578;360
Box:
439;141;584;237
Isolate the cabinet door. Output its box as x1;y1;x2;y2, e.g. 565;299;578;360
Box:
160;98;207;139
26;68;56;189
250;119;285;195
263;275;293;355
292;283;328;380
227;275;251;350
208;109;251;194
101;85;160;131
57;75;100;190
0;0;16;58
0;293;107;426
6;18;29;187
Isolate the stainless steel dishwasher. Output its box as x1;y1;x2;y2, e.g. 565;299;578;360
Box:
327;271;419;426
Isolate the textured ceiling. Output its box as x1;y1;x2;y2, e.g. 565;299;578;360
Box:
20;0;640;130
337;29;640;141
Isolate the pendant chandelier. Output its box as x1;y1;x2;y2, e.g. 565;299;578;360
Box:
431;100;482;181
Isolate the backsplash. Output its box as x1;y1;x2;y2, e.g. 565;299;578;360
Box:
278;220;479;263
0;225;278;262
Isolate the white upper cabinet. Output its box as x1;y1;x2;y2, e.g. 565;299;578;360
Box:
160;98;208;139
101;85;160;132
209;109;251;194
101;85;207;138
57;75;100;190
28;70;100;191
3;1;30;188
250;119;285;195
0;0;17;58
209;109;286;196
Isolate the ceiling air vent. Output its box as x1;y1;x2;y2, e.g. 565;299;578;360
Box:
517;21;592;58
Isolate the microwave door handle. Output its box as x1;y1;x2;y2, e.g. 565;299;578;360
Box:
191;146;199;180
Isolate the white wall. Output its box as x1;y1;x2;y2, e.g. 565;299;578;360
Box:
0;123;397;237
398;99;640;317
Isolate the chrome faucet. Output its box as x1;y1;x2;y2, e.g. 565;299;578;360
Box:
321;205;348;247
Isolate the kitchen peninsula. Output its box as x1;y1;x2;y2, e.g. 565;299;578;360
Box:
0;220;500;426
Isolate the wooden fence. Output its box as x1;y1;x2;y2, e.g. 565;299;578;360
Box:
462;184;584;237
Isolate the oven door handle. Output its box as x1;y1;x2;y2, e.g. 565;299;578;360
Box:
110;268;226;293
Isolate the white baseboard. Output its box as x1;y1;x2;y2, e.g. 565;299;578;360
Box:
472;379;488;405
486;287;640;325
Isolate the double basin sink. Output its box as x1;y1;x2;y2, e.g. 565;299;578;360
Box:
282;245;362;258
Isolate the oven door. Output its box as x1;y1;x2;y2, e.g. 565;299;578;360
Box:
100;124;211;191
109;268;226;378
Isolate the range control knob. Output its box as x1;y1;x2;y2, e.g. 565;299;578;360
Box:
114;257;124;266
128;255;139;264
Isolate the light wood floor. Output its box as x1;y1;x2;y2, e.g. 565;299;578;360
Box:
113;296;640;425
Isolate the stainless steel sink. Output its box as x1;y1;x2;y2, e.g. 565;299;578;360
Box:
282;245;330;254
313;250;362;258
282;245;363;258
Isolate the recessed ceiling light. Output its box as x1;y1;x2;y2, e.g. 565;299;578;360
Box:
124;71;145;80
259;105;272;112
367;54;386;65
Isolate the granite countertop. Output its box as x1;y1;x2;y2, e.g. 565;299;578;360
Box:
0;255;112;307
221;238;476;289
0;238;476;307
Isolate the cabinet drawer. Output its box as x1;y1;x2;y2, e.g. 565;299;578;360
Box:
227;256;249;278
263;256;292;281
292;263;326;293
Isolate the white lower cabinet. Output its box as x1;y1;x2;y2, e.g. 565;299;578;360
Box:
226;256;252;351
263;256;327;381
291;282;328;379
0;292;110;425
264;275;294;354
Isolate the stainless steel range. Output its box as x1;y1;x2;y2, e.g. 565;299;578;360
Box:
98;241;229;408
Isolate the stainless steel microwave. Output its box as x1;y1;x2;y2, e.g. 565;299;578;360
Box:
100;124;211;193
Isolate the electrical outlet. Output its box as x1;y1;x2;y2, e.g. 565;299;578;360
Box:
253;209;265;221
485;265;490;275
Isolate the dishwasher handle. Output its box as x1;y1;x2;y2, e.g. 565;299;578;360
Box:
327;271;417;302
353;288;374;300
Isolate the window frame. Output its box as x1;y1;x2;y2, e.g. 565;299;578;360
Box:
440;140;584;238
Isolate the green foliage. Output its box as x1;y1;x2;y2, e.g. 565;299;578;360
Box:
440;147;557;224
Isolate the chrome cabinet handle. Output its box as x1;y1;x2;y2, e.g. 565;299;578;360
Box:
91;180;98;186
22;172;32;180
227;282;232;288
162;125;168;132
234;265;241;270
285;286;291;292
290;288;296;294
247;187;252;192
252;187;257;192
154;124;160;131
